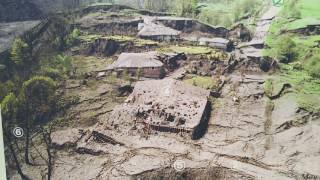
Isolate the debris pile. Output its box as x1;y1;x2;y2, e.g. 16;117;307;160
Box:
108;79;211;139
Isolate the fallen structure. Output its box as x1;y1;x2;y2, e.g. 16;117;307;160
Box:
107;52;165;78
109;79;211;139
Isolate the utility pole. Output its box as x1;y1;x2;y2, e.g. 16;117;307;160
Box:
0;108;7;180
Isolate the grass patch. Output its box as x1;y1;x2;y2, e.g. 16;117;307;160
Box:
264;0;320;113
276;64;320;112
264;79;273;97
297;0;320;19
78;34;158;46
159;45;213;55
184;75;218;90
287;17;320;30
78;34;102;42
72;56;111;74
297;94;320;112
197;0;266;28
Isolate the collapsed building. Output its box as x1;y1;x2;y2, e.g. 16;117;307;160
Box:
109;79;211;139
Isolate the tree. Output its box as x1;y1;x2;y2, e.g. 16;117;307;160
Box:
0;80;17;102
21;76;57;165
10;38;31;67
1;93;30;179
55;55;73;75
275;35;297;63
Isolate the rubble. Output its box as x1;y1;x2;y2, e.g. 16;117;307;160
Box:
51;128;85;149
109;78;211;139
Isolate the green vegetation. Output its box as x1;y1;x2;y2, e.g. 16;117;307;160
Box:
184;75;218;90
78;34;158;46
0;20;74;173
65;28;81;47
275;35;297;63
198;0;265;28
287;17;319;30
297;94;320;112
276;64;320;112
264;79;273;98
159;45;212;55
39;54;74;80
305;53;320;78
11;38;31;67
297;0;320;19
158;45;229;61
265;0;320;112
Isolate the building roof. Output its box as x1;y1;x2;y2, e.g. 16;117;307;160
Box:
118;79;210;130
107;52;163;69
138;24;181;37
199;37;230;44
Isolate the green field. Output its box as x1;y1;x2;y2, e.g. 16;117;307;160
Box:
184;75;219;90
298;0;320;19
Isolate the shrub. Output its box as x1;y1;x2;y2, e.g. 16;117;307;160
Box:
41;67;62;80
10;38;31;66
65;28;81;47
275;35;297;63
305;53;320;78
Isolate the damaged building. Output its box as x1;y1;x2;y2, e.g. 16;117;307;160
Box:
107;51;165;78
109;79;211;139
198;37;233;51
137;23;181;41
107;51;186;78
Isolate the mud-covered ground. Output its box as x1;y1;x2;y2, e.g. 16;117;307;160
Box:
7;5;320;180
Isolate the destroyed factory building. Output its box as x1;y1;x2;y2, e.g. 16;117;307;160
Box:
109;79;211;139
